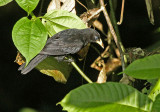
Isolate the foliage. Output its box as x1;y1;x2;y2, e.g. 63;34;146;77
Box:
15;0;40;14
43;10;87;36
12;1;86;66
151;94;160;112
123;54;160;79
0;0;12;6
1;0;160;112
12;17;48;65
59;82;153;112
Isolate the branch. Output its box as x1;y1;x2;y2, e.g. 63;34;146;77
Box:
71;62;93;83
117;0;125;25
99;0;126;72
38;0;44;16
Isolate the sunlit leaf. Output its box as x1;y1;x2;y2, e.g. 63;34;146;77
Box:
59;82;153;112
0;0;12;6
15;0;39;13
148;79;160;101
151;94;160;112
42;10;86;36
12;17;48;65
123;54;160;79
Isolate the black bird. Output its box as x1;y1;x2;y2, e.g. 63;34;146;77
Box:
18;28;104;74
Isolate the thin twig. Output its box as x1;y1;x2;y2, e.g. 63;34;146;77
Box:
109;0;126;52
76;0;88;11
99;0;126;72
86;7;103;22
117;0;125;25
71;62;93;83
39;0;44;16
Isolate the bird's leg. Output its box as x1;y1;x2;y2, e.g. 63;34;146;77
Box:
64;55;75;62
54;55;74;62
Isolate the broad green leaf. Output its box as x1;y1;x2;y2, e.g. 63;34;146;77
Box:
142;79;157;95
148;79;160;101
42;10;87;36
151;94;160;112
15;0;39;13
0;0;12;6
59;82;153;112
12;17;48;65
123;54;160;79
36;56;72;84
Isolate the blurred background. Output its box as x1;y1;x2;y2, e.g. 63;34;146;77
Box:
0;0;159;112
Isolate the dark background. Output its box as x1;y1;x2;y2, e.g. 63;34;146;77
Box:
0;0;159;112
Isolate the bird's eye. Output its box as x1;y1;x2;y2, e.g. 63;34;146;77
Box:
94;36;99;40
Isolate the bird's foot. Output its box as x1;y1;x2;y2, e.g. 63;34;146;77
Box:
64;56;74;62
54;56;74;62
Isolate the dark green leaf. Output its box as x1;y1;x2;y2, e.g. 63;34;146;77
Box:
123;54;160;79
15;0;39;13
59;82;153;112
151;94;160;112
148;79;160;101
42;10;87;36
0;0;12;6
19;108;38;112
36;57;72;84
12;17;48;65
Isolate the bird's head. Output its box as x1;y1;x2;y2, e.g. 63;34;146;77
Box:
83;28;104;48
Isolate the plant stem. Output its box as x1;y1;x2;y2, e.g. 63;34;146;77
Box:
30;12;36;19
39;0;44;16
99;0;126;72
117;0;125;25
109;0;128;68
109;0;122;45
71;62;93;83
91;0;95;4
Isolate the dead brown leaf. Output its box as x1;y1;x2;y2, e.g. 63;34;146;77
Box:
40;70;67;83
104;58;121;74
80;8;100;27
96;60;107;83
14;51;25;65
47;0;76;13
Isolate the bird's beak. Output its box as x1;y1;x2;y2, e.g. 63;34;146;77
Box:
96;38;104;49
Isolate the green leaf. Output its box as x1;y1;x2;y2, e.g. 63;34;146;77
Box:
151;94;160;112
148;79;160;101
42;10;87;36
36;56;72;84
12;17;48;65
142;79;157;95
0;0;12;6
59;82;153;112
19;108;38;112
15;0;39;13
123;54;160;79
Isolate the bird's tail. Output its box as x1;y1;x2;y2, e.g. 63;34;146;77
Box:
18;54;48;74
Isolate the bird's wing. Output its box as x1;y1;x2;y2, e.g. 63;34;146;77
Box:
40;37;84;55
